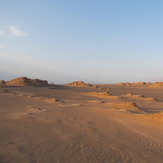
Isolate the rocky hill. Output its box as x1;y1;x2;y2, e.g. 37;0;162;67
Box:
66;81;92;87
6;77;49;87
150;82;163;88
0;80;6;85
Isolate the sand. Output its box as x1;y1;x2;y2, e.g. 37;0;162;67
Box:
0;85;163;162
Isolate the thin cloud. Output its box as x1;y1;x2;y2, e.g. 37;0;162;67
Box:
0;53;76;83
8;26;28;36
0;44;6;48
0;30;5;36
0;53;64;74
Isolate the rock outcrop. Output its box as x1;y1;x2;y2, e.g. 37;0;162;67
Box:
0;80;6;85
117;82;131;86
150;82;163;88
131;82;151;86
117;82;151;86
66;81;92;87
6;77;49;87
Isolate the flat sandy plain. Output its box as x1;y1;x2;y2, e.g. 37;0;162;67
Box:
0;84;163;163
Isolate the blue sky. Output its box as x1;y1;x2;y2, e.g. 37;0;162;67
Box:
0;0;163;84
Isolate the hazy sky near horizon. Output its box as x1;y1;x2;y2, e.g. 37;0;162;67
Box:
0;0;163;84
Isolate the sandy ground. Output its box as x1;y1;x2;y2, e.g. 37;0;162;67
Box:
0;85;163;163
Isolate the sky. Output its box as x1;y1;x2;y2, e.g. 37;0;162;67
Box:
0;0;163;84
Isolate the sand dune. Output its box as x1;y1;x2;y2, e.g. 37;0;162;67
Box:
27;94;58;103
86;91;111;97
141;112;163;122
85;91;121;100
0;83;163;162
109;102;140;112
122;93;156;102
100;101;140;113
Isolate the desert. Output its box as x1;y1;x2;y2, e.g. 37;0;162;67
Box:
0;77;163;163
1;1;163;162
